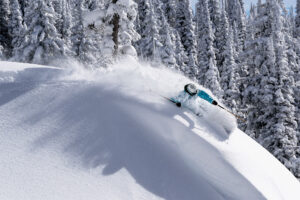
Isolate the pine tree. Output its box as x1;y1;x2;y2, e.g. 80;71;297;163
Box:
243;1;275;137
208;0;223;69
216;6;230;72
176;0;197;79
135;0;161;61
296;0;300;38
174;31;189;72
116;0;139;56
105;0;139;57
226;0;246;52
283;10;300;138
17;0;65;64
0;45;4;60
0;0;11;58
70;0;85;59
71;0;105;67
244;0;299;177
161;0;177;28
9;0;26;60
220;14;239;113
58;0;73;57
156;2;176;69
196;0;222;97
288;6;296;38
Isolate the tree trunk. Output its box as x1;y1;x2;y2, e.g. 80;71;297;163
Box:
111;0;119;55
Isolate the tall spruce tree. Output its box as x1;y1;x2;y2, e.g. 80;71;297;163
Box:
196;0;222;97
244;0;299;177
0;45;4;60
226;0;246;52
156;1;177;69
59;0;73;57
208;0;223;69
9;0;26;60
135;0;161;61
176;0;197;79
114;0;139;56
161;0;177;28
70;0;86;60
76;0;104;67
283;10;300;140
174;31;189;72
0;0;11;58
270;4;298;174
220;13;239;113
17;0;65;64
243;1;275;137
296;0;300;38
105;0;139;57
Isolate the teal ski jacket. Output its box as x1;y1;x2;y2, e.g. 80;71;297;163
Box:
171;90;214;104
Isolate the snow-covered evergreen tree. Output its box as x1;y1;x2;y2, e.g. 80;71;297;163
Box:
161;0;177;28
225;0;246;52
288;7;296;38
174;32;189;72
57;0;73;57
70;0;86;59
283;12;300;138
9;0;26;60
135;0;161;62
296;0;300;38
244;0;299;177
216;6;231;72
0;45;4;60
196;0;222;97
81;0;111;67
175;0;197;78
17;0;65;64
220;14;239;113
0;0;11;58
116;0;139;56
105;0;139;57
208;0;223;69
156;2;176;69
243;1;276;137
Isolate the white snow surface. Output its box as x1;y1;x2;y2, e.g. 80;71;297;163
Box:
0;59;299;200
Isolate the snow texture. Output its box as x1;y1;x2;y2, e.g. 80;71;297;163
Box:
0;59;299;200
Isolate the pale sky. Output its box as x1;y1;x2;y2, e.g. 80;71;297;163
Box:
190;0;297;11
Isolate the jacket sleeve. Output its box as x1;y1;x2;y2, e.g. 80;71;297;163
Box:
197;90;214;104
171;91;188;103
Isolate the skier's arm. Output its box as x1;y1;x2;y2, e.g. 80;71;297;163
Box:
170;91;188;107
197;90;218;105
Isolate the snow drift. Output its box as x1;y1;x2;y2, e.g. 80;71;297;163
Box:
0;59;299;200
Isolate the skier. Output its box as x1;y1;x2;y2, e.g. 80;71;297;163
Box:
169;83;246;123
171;83;218;108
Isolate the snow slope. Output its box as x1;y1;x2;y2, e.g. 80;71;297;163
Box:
0;59;299;200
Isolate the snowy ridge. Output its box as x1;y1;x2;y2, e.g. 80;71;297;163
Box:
0;59;299;200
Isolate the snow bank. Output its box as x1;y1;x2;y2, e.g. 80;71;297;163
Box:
0;61;62;83
0;59;299;200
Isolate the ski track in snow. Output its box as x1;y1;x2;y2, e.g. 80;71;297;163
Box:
0;59;299;200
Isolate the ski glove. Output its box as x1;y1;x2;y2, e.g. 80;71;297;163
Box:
212;100;218;106
176;102;182;107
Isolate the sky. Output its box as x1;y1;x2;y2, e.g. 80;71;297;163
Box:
190;0;297;11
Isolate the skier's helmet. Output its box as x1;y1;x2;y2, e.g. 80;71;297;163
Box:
184;83;197;96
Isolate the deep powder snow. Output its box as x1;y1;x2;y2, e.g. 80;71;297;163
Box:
0;59;299;200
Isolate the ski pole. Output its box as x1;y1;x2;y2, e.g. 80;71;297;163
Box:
217;105;247;123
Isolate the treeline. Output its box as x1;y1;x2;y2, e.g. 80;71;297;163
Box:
0;0;300;179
